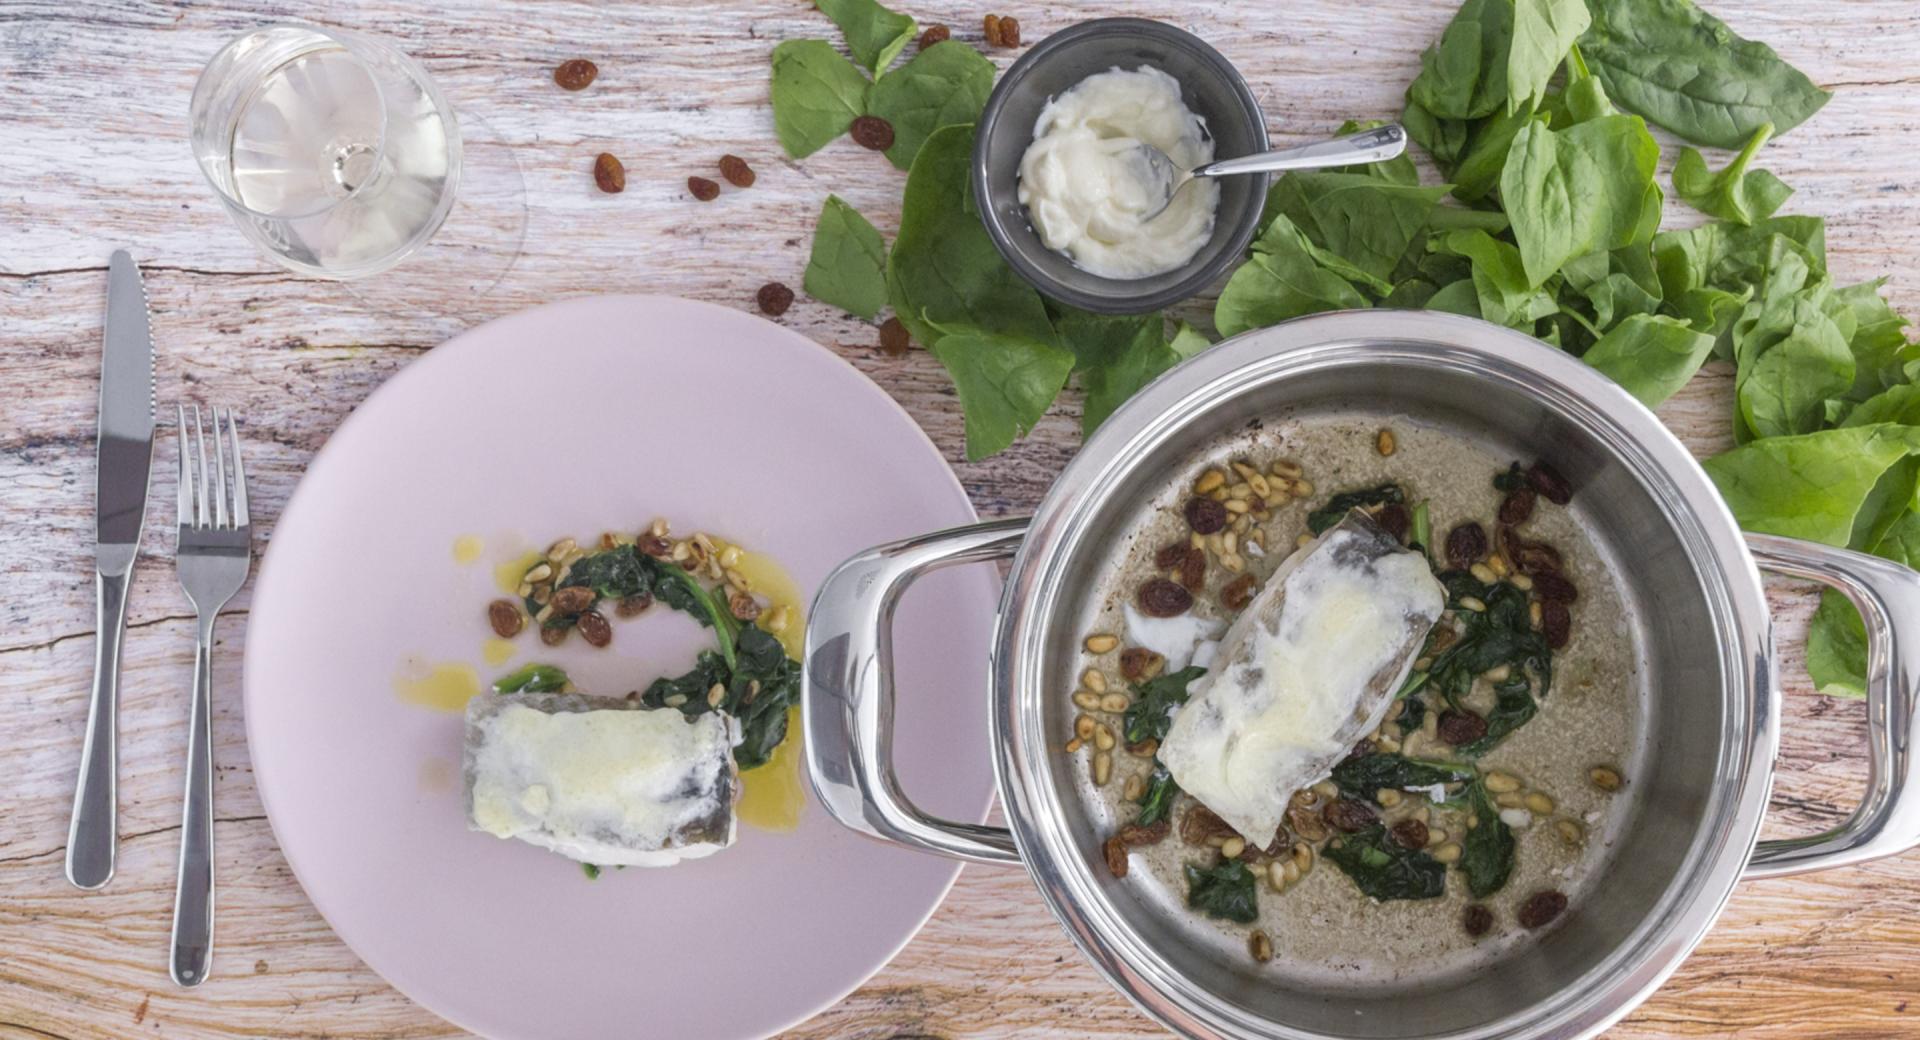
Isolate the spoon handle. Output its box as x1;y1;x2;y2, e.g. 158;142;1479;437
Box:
1193;123;1406;179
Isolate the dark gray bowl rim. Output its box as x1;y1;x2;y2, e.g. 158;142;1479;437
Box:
971;17;1270;315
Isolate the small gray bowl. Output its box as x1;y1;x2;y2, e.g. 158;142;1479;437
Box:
972;19;1269;315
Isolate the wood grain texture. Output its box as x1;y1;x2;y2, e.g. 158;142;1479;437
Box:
3;1;1918;1037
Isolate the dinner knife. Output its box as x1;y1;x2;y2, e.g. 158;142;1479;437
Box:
66;249;156;890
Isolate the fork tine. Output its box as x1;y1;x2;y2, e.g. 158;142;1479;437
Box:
176;403;191;530
211;409;230;529
192;404;210;528
227;410;248;528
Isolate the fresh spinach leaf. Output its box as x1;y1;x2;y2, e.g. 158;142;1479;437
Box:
1407;0;1515;121
1333;119;1422;185
813;0;916;76
1123;667;1206;745
1702;423;1920;546
1324;825;1448;901
1734;292;1854;442
804;195;888;319
770;40;870;159
1578;0;1831;149
1306;483;1405;535
1582;313;1716;407
1672;123;1792;226
1183;859;1261;923
927;325;1076;461
1508;0;1591;113
1267;174;1454;282
1055;309;1180;436
1254;213;1395;296
493;663;570;694
1501;114;1661;287
1435;230;1559;329
1330;753;1474;802
1462;780;1517;897
1213;240;1368;339
866;40;995;170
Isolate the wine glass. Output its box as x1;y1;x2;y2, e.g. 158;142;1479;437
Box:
190;24;524;306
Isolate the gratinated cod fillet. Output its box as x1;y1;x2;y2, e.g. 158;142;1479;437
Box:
464;692;738;867
1159;511;1445;845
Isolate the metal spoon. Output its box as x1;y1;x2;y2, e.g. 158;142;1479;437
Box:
1134;123;1408;221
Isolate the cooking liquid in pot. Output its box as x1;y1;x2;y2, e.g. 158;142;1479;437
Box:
1078;414;1645;984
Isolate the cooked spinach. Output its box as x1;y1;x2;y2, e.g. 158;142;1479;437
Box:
1306;483;1406;535
1136;765;1179;828
1324;826;1448;901
1397;693;1428;735
1183;860;1261;923
492;663;570;694
1461;780;1517;897
639;623;801;770
1330;752;1474;802
1426;572;1553;756
581;863;602;881
542;545;740;668
1410;501;1433;558
1122;666;1206;745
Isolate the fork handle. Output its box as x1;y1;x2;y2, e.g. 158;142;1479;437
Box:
66;568;131;890
170;616;217;987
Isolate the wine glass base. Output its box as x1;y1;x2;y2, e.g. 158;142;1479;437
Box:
339;109;528;317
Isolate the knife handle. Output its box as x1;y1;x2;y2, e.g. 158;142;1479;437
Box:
67;568;131;890
170;617;217;987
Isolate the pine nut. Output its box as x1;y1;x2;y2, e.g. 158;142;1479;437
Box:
1375;788;1402;807
664;693;688;707
1495;792;1524;808
1093;751;1112;785
1272;460;1303;479
1224;498;1250;514
1590;766;1623;791
1064;737;1083;753
1376;735;1402;754
1269;866;1290;891
1221;837;1246;859
524;563;553;583
1427;827;1447;847
1249;930;1273;963
1433;842;1462;864
719;545;742;569
1485;772;1521;793
1297;534;1314;550
1084;633;1119;654
1376;428;1397;456
1292;842;1313;873
1313;780;1339;800
1094;724;1116;751
1461;596;1487;612
516;581;533;597
1510;572;1534;591
1082;669;1106;693
1487;553;1511;577
1484;664;1512;682
1557;819;1584;845
1470;563;1497;584
1292;478;1315;496
1530;601;1544;627
766;605;792;633
1074;715;1095;741
1123;774;1145;801
546;537;576;562
1100;692;1130;712
1227;482;1251;501
1222;531;1238;554
1193;469;1227;495
1525;792;1556;814
650;518;670;537
1282;860;1302;884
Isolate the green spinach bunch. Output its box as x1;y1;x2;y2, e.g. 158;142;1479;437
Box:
1183;859;1261;923
1461;779;1518;897
1305;483;1406;535
1323;825;1449;901
1123;666;1206;827
1330;752;1474;803
1401;570;1553;756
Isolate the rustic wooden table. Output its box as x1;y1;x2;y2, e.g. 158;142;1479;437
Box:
5;1;1919;1037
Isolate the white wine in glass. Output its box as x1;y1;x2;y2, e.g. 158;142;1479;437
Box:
191;25;465;280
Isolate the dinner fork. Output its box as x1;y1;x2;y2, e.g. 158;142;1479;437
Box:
169;405;251;987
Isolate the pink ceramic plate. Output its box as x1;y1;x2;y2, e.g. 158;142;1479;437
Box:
245;296;999;1040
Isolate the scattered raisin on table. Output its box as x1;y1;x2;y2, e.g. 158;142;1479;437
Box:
576;611;612;648
984;13;1021;47
850;115;895;151
919;24;950;49
688;175;720;201
718;154;755;188
1184;495;1228;534
1137;578;1193;618
1322;797;1377;832
1499;487;1536;525
878;316;911;356
487;600;524;638
1463;904;1494;937
1445;522;1488;570
1438;710;1490;747
1518;890;1568;929
756;282;795;316
1526;461;1573;504
593;153;625;194
554;59;598;91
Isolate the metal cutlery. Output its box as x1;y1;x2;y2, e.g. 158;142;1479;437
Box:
1134;123;1408;221
169;405;252;987
67;249;157;891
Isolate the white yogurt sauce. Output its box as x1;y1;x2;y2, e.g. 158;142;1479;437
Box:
1016;65;1218;279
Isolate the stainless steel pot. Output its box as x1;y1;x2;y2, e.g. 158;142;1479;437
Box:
803;311;1920;1040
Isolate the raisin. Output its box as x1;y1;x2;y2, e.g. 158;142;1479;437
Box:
1527;462;1573;505
1154;542;1190;570
919;23;950;49
756;281;795;316
554;59;598;91
1287;803;1329;842
1137;578;1192;618
1532;572;1578;604
539;623;570;647
1541;601;1572;649
1390;818;1430;850
994;14;1022;46
688;175;720;201
1118;818;1171;846
593;152;625;194
1180;806;1239;846
1445;522;1488;570
1103;835;1129;878
1502;527;1564;575
1125;738;1158;757
550;586;595;614
1221;573;1257;611
728;591;762;621
1438;710;1489;747
1498;487;1536;525
1119;647;1163;681
487;599;524;638
1176;547;1206;591
615;593;652;618
1322;797;1377;833
1463;904;1494;937
576;610;612;648
718;153;755;188
637;535;674;559
1377;502;1412;542
878;317;911;356
1518;890;1569;929
1184;496;1228;534
983;13;1003;44
850;115;895;151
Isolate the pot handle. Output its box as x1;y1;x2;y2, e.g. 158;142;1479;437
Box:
802;518;1029;866
1745;534;1920;878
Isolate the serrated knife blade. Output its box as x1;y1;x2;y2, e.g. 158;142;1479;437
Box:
67;248;156;890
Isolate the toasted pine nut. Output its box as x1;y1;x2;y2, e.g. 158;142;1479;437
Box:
1495;792;1524;809
1433;842;1462;864
1470;563;1497;584
1557;819;1584;844
1511;572;1534;591
1461;596;1487;612
1094;724;1116;751
1123;774;1145;801
1484;664;1512;683
1590;766;1623;791
1487;553;1511;577
1193;469;1227;495
1485;772;1521;793
1376;428;1397;456
1084;633;1119;654
1073;690;1100;710
1081;668;1106;693
1074;715;1095;741
1292;478;1314;496
1093;751;1112;785
1221;837;1246;859
524;563;553;583
1100;692;1130;713
1525;792;1556;814
1272;460;1303;479
1377;788;1403;807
